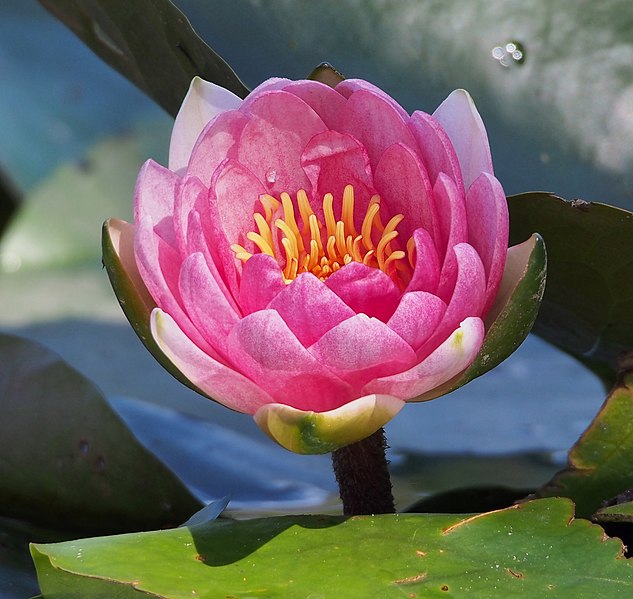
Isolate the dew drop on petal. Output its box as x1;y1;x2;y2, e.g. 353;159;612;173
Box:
265;168;278;184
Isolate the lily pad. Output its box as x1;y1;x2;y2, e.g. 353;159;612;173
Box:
31;498;633;597
508;193;633;383
38;0;249;116
0;332;201;531
537;372;633;517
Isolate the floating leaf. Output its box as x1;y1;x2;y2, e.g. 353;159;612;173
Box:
537;373;633;517
508;193;633;384
31;498;633;597
0;332;201;531
38;0;249;116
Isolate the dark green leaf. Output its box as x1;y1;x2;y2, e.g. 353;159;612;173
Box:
32;498;633;597
508;193;633;384
38;0;249;116
537;373;633;517
0;332;201;532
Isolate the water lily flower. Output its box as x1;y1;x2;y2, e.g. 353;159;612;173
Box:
103;76;545;454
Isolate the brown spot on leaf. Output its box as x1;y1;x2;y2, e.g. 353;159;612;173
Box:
394;573;427;585
441;584;449;591
416;550;427;557
195;554;207;563
506;568;524;579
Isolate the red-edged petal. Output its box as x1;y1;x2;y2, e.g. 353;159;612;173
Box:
169;77;242;173
227;309;353;412
237;90;328;195
433;89;493;190
238;254;285;315
363;317;485;399
151;308;273;413
387;291;446;350
308;314;416;389
325;262;401;322
268;273;355;347
466;172;509;313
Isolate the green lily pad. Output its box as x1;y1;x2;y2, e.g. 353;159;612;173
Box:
0;332;201;531
0;122;171;272
537;373;633;517
31;498;633;597
38;0;249;116
595;501;633;524
508;193;633;384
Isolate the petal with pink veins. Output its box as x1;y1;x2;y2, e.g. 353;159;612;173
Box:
151;308;273;413
325;262;401;322
239;254;285;315
282;80;347;128
418;243;486;359
308;313;417;389
179;252;240;357
135;219;214;355
239;77;292;112
186;110;249;186
237;90;328;195
387;291;446;350
338;89;418;169
169;77;243;173
301;130;373;224
364;316;485;400
134;160;179;248
466;172;509;313
336;79;409;120
254;394;405;454
268;272;355;347
433;172;468;270
373;142;437;242
432;89;493;190
408;110;465;195
406;228;441;294
227;309;353;412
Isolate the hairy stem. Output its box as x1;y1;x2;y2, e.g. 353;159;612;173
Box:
331;427;395;515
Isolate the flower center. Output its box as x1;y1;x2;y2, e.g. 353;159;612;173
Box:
231;185;414;288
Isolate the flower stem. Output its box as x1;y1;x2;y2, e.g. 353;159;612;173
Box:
331;427;395;515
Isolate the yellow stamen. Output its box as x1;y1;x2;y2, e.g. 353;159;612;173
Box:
232;186;414;288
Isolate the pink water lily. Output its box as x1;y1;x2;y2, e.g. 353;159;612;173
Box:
103;76;544;454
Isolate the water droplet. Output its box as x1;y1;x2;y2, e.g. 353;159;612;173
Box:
265;168;277;184
491;40;526;68
78;440;89;455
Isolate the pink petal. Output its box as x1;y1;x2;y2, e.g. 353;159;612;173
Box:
178;252;240;357
186;110;249;186
169;77;243;173
338;89;418;169
227;309;354;412
237;90;328;195
406;228;441;294
238;254;285;315
135;219;212;354
373;142;437;242
209;159;268;254
466;172;509;313
173;175;208;257
239;77;292;112
433;172;468;291
282;80;347;128
418;243;486;358
308;314;417;389
387;291;446;350
363;317;485;399
301;130;374;225
335;79;410;120
268;273;355;347
408;110;465;194
151;308;273;413
433;89;493;190
325;262;401;322
133;160;179;248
